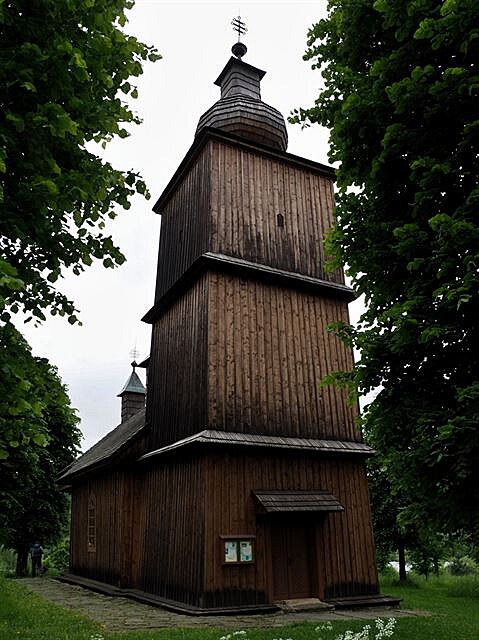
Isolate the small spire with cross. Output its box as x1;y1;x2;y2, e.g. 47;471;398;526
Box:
231;14;247;59
129;346;140;369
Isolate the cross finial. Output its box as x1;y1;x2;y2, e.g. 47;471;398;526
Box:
231;15;248;59
231;15;247;42
129;346;140;363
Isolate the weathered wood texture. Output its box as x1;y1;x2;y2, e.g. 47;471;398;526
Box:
148;269;357;450
69;451;377;607
154;139;343;303
154;146;211;301
70;472;124;586
137;457;205;607
208;140;343;284
202;451;378;606
206;272;358;442
146;273;209;451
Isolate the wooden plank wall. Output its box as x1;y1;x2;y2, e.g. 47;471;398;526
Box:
138;457;205;607
70;472;124;586
154;144;211;301
207;272;359;441
147;274;208;450
209;140;344;285
203;451;378;605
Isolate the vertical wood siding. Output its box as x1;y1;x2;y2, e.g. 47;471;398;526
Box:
70;472;124;586
146;274;208;450
154;145;211;301
138;457;204;607
207;272;359;441
209;140;344;284
154;139;342;309
203;451;378;605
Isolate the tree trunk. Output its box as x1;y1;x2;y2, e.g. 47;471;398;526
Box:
16;546;29;577
398;541;407;582
433;557;440;577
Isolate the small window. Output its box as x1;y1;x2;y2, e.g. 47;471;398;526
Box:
277;213;285;227
87;496;96;552
220;535;255;565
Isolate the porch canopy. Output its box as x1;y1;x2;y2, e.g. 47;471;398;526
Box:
253;490;344;514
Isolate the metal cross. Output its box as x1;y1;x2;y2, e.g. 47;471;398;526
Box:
231;15;247;42
130;347;140;362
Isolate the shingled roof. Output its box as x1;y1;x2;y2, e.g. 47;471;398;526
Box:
59;409;146;483
253;490;344;513
139;430;374;461
117;366;146;397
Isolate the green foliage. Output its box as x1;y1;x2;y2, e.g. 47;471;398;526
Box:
0;547;16;577
367;460;407;572
446;574;479;598
0;324;50;459
446;540;479;576
0;0;160;459
294;0;479;541
368;460;449;580
447;555;478;576
0;0;160;325
43;535;70;573
0;336;81;573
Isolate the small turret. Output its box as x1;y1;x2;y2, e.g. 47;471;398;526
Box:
117;361;146;423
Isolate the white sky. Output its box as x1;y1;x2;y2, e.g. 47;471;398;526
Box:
18;1;364;452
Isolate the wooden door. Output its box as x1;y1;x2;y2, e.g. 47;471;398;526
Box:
271;520;314;600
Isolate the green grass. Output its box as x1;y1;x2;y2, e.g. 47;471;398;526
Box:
0;575;478;640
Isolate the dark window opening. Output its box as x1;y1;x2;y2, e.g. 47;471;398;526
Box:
277;213;285;227
88;496;96;552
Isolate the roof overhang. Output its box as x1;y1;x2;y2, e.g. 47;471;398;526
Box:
142;252;355;324
253;490;344;514
138;430;374;462
214;56;266;87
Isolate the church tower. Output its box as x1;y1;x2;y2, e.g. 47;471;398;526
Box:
138;32;385;610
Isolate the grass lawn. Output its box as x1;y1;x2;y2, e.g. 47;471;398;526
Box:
0;574;478;640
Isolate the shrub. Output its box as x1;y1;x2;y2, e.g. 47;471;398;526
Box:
446;575;479;599
43;536;69;573
447;554;479;576
0;547;16;577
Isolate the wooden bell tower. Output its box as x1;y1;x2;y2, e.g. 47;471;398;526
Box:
139;35;386;611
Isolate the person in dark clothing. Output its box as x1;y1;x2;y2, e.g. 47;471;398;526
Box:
30;542;43;577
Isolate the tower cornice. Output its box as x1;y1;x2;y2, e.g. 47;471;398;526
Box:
142;252;354;325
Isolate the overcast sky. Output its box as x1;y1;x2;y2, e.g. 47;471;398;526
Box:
18;1;365;452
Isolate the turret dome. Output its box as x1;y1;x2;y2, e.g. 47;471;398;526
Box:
195;56;288;152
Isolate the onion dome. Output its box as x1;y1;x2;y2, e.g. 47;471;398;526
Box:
196;45;288;152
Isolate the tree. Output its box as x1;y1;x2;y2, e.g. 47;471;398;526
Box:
367;460;409;580
0;0;160;457
368;460;447;581
0;0;160;324
292;0;479;540
0;337;81;575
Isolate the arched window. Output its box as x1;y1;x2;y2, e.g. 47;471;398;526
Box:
277;213;285;227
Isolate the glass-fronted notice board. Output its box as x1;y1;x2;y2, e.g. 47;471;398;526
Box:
222;536;255;564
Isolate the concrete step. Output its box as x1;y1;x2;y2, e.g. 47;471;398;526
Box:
276;598;335;612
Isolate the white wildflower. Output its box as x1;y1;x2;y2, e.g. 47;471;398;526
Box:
374;618;396;639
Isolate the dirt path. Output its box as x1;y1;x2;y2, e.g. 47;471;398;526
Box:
19;578;423;632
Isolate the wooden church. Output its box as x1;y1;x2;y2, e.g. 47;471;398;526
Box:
59;35;397;613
